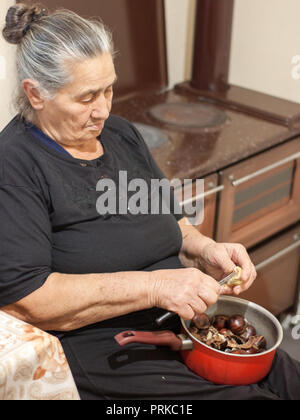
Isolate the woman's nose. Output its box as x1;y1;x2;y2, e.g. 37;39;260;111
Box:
91;94;110;120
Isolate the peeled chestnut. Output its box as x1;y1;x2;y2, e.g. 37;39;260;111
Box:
241;325;257;341
228;315;246;334
192;313;210;330
212;315;229;331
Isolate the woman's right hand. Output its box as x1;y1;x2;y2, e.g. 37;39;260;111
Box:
148;268;221;320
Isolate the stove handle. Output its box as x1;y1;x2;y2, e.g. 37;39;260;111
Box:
255;236;300;271
179;184;224;207
231;152;300;187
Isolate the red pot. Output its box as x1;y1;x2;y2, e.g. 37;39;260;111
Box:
115;296;283;386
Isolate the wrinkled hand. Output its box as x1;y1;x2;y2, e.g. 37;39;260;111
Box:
196;242;257;296
149;268;221;320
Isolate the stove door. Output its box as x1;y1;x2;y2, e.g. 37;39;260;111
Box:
216;137;300;248
241;224;300;315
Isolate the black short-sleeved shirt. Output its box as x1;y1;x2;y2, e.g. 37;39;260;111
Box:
0;114;183;307
0;114;186;400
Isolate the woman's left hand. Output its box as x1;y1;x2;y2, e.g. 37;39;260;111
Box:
178;219;257;296
197;241;257;296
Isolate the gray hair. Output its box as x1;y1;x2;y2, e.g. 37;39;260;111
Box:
2;3;114;120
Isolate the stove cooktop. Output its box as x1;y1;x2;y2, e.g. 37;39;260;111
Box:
113;90;294;181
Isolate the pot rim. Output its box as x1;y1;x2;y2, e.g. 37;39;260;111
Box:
180;295;284;358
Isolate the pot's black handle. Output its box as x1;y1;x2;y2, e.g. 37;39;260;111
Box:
155;311;177;326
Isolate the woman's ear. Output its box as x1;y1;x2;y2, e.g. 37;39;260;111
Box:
22;79;45;110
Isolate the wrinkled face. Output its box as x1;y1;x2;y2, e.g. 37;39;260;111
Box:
37;53;117;146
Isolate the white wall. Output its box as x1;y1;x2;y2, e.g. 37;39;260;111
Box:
0;0;16;131
164;0;196;89
229;0;300;103
165;0;300;105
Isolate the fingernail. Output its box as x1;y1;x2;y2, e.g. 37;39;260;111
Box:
220;285;226;294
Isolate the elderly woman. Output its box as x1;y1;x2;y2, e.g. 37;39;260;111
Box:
1;3;299;400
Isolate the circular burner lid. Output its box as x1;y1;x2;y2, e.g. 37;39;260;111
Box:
132;122;168;149
149;102;227;130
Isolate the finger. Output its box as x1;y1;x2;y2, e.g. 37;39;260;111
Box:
200;274;222;295
242;263;257;288
220;284;234;295
223;248;254;292
179;304;196;321
196;285;219;308
177;293;208;320
237;266;257;293
220;261;256;295
213;246;236;275
189;298;207;317
234;262;257;294
227;244;254;281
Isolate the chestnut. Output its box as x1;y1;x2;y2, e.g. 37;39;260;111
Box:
212;315;229;331
228;315;246;334
241;325;257;341
244;347;260;355
192;313;210;330
230;349;247;355
199;328;210;337
189;312;267;356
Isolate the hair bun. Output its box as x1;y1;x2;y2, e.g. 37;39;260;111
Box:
2;3;47;45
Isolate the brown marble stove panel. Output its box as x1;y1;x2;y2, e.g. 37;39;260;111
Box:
112;91;294;181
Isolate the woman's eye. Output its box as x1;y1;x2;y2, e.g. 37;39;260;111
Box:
80;88;113;103
81;97;93;103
